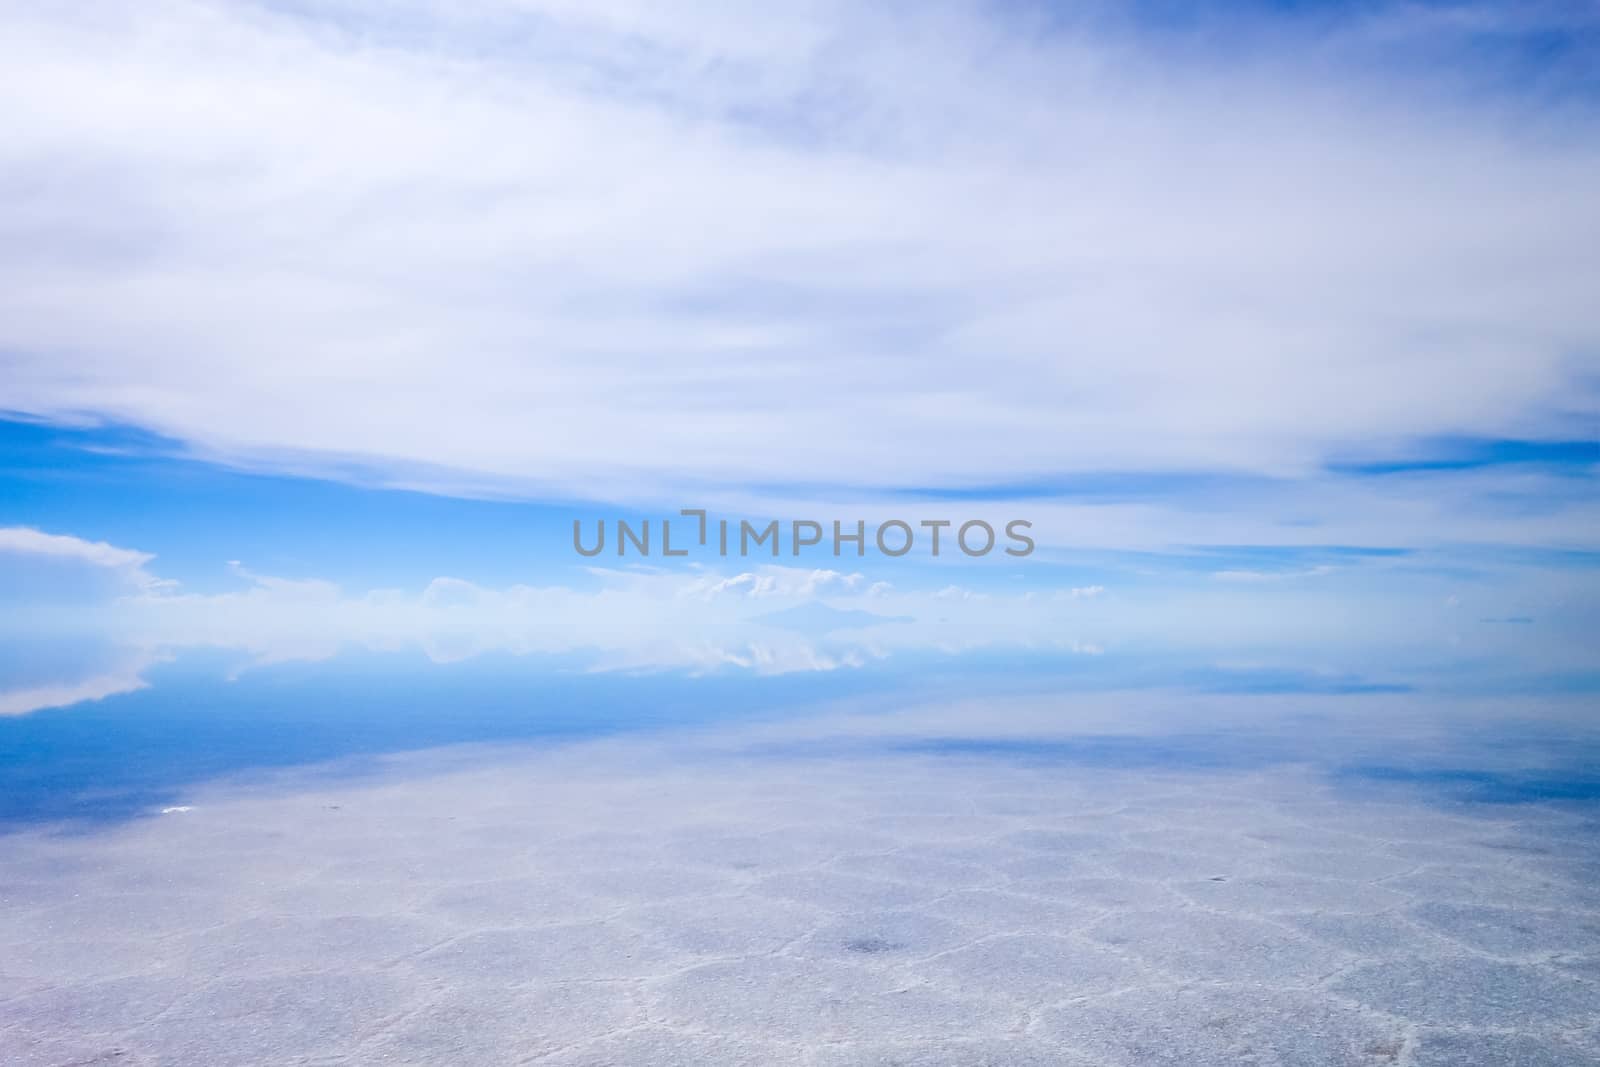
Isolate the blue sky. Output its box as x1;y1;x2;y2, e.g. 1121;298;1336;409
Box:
3;411;1593;713
0;0;1596;712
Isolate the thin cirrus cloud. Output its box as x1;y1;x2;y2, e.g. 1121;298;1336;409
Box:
0;0;1594;526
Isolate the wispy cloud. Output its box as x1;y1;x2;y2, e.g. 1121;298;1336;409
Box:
0;1;1593;521
685;567;866;600
0;526;168;591
0;525;1110;709
0;526;151;573
1213;566;1335;583
5;522;1595;714
0;664;155;718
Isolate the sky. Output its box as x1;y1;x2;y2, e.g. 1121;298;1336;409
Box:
0;0;1596;714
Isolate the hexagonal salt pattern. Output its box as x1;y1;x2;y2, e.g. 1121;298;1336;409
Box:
0;745;1596;1065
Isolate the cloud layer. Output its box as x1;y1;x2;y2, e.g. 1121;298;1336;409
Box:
1;1;1596;505
5;525;1593;716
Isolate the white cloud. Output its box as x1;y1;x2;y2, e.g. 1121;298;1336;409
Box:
0;668;151;718
0;526;167;591
1213;566;1335;583
7;519;1596;713
691;567;864;599
0;0;1593;516
0;526;153;573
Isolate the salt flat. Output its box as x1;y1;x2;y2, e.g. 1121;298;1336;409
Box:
1;707;1597;1067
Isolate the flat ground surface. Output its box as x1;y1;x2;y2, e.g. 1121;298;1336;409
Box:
3;703;1598;1066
